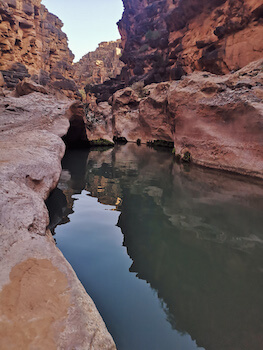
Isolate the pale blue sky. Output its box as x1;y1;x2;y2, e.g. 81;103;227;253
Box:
42;0;124;62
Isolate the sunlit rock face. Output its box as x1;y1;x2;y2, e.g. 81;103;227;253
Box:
119;0;263;84
73;40;125;90
0;0;79;98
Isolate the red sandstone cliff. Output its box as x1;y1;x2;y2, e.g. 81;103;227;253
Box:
73;40;124;90
118;0;263;84
84;1;263;179
0;0;79;98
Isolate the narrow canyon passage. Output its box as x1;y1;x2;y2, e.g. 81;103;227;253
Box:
47;144;263;350
0;0;262;348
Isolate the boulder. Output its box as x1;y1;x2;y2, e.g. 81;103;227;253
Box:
15;78;48;96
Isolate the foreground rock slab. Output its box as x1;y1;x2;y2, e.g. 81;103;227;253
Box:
0;92;116;349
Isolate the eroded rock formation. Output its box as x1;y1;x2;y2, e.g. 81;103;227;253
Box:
0;90;116;349
118;0;263;84
86;59;263;179
73;40;124;90
0;0;80;98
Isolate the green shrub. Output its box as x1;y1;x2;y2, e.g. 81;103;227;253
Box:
89;138;114;147
182;151;191;163
147;140;174;148
79;89;86;100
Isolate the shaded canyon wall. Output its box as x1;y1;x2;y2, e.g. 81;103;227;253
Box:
118;0;263;84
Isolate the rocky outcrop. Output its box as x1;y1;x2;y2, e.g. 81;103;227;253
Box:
0;91;116;349
73;40;124;90
0;0;80;98
86;59;263;179
118;0;263;84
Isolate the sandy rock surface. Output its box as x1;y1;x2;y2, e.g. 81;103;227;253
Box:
0;92;116;349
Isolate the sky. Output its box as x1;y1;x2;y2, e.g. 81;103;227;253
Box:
42;0;124;62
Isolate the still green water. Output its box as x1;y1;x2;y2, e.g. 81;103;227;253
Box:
48;144;263;350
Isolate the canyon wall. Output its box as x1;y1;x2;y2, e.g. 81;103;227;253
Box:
0;0;79;98
85;0;263;180
73;40;124;90
118;0;263;84
87;59;263;179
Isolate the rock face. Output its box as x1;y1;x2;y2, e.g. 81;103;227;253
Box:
87;59;263;179
0;0;80;98
0;91;116;349
73;40;124;90
118;0;263;84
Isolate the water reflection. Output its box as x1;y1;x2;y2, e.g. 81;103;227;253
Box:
48;144;263;350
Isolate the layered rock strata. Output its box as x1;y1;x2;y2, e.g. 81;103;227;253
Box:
73;40;124;90
0;0;80;98
0;90;116;349
86;59;263;179
118;0;263;84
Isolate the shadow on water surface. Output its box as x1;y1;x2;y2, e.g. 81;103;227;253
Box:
47;144;263;350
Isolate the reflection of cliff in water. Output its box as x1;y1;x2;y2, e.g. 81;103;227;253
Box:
46;149;91;232
118;194;263;350
49;144;263;350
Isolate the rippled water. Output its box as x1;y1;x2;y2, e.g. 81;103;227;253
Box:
47;144;263;350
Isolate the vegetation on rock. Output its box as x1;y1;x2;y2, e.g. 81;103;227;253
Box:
89;139;114;147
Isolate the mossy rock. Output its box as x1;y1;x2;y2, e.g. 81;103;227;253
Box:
89;138;114;147
182;151;191;163
147;140;174;148
113;136;128;144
